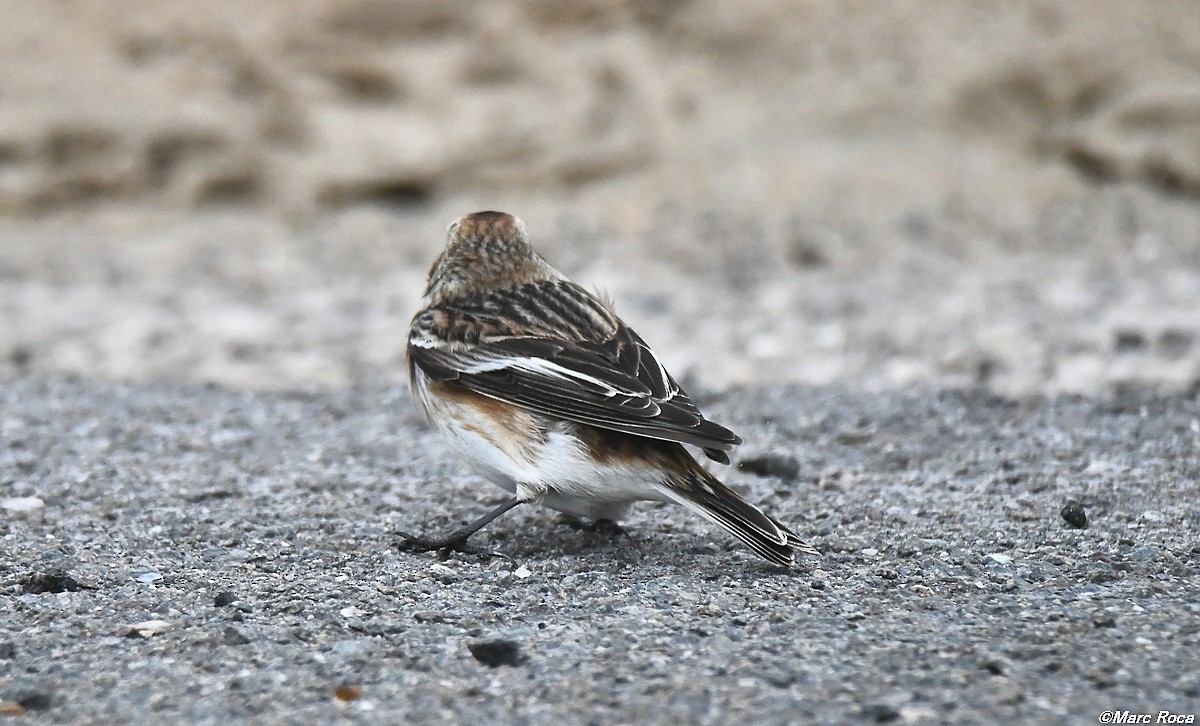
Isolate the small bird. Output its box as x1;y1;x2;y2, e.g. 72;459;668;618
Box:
401;211;816;566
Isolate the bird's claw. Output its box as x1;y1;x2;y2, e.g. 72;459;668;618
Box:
394;530;513;563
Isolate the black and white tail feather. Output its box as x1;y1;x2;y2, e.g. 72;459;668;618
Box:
660;462;819;567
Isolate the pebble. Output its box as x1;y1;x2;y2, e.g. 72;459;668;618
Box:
1060;502;1088;529
429;564;457;583
2;497;44;522
126;620;172;638
1130;547;1158;562
223;626;251;645
332;640;372;656
413;611;452;624
861;703;901;722
468;639;523;668
986;553;1013;565
15;693;52;711
23;570;86;594
736;454;801;481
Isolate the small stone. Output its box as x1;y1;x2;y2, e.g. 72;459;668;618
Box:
214;591;237;607
136;572;163;584
468;639;523;668
861;703;901;722
429;564;457;583
986;553;1013;565
1131;546;1158;562
1158;328;1194;359
513;565;532;579
222;626;251;645
761;667;797;688
126;620;172;638
1180;675;1200;698
2;496;43;512
1088;565;1118;584
737;454;801;481
787;238;828;268
0;642;15;659
1060;502;1088;529
339;606;366;619
23;570;87;594
332;640;371;656
2;497;44;522
413;611;451;623
862;548;879;557
1113;330;1146;353
14;692;52;711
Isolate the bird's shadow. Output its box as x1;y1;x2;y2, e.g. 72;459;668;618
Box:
397;508;808;582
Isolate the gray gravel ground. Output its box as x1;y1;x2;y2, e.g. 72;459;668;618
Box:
2;377;1199;724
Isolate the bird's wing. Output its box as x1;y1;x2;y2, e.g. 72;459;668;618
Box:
408;283;742;454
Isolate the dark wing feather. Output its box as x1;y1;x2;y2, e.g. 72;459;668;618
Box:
409;282;742;454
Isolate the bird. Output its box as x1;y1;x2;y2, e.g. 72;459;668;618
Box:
400;210;817;566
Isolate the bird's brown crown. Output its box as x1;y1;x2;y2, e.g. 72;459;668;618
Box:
423;211;560;303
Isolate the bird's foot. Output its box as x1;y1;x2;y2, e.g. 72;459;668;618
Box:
394;530;512;563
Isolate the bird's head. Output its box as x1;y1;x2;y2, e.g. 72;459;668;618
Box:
423;211;558;303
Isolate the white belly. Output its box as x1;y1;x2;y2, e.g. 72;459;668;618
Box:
413;372;668;520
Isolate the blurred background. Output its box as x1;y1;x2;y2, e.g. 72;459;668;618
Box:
1;0;1198;394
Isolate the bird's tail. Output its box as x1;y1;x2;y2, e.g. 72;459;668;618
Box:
659;459;818;567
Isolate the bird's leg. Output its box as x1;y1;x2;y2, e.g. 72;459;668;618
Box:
396;497;522;558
